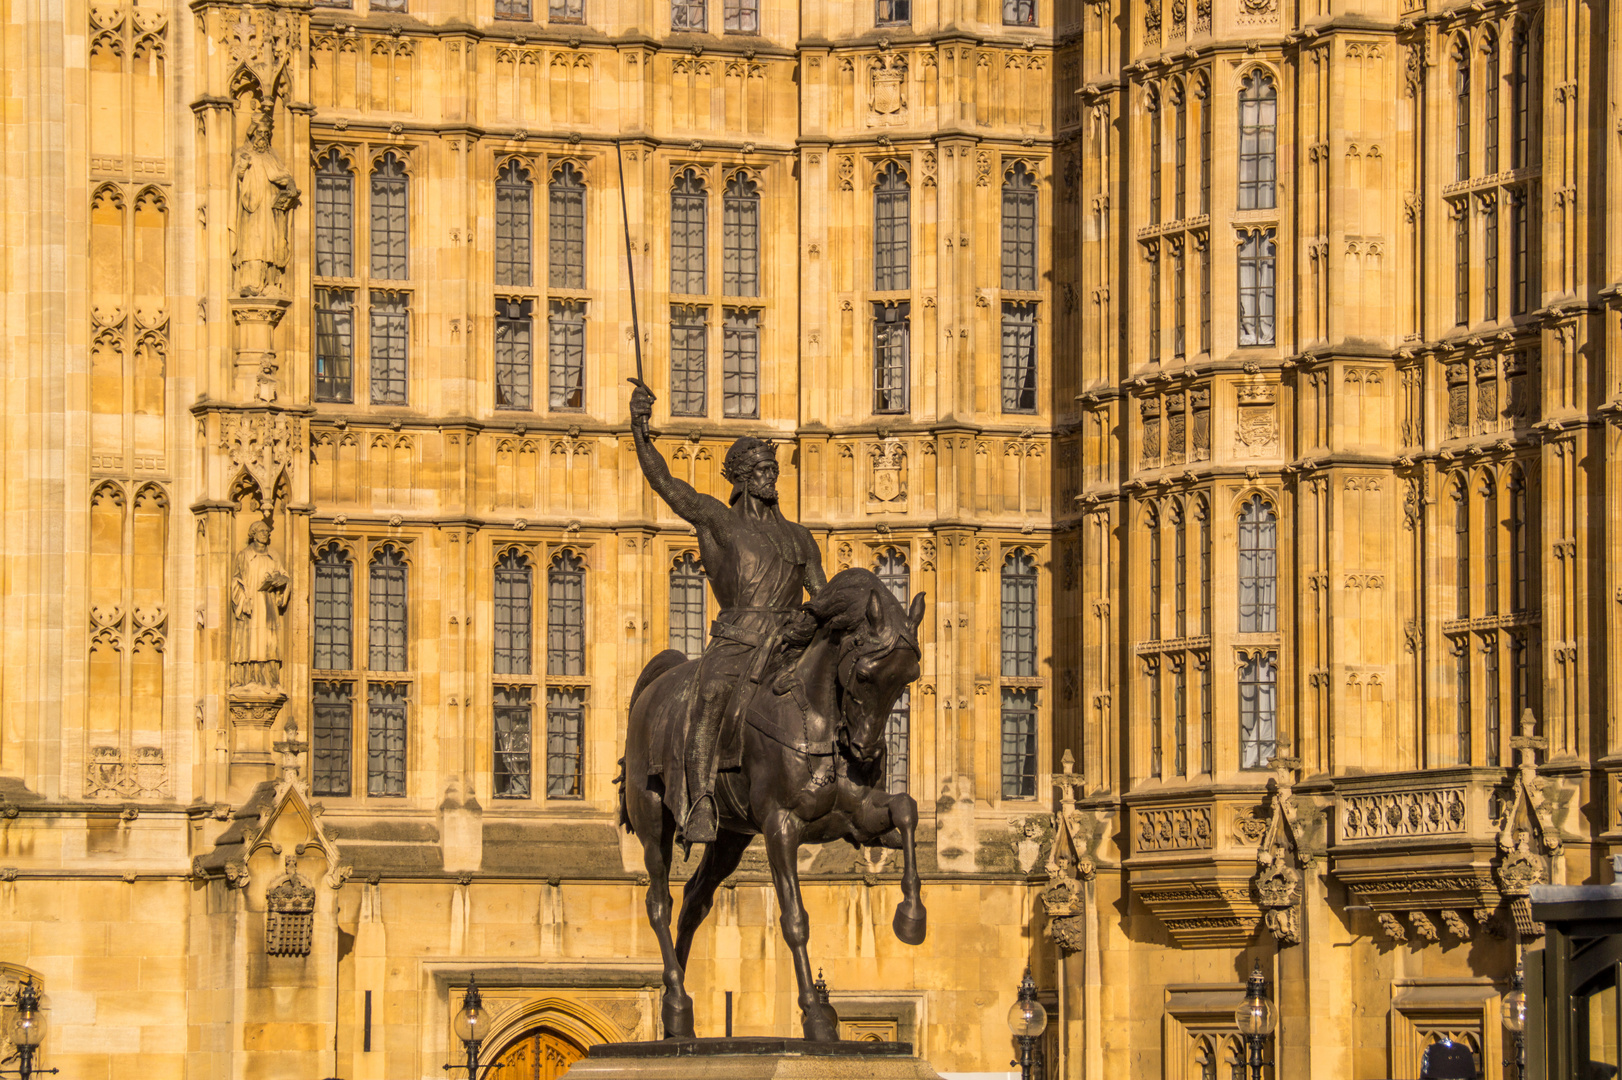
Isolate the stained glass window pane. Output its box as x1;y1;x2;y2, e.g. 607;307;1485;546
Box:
1001;551;1038;676
1237;73;1277;210
369;291;409;405
548;300;585;410
1237;496;1277;633
723;175;760;297
547;688;585;798
873;163;910;291
1001;688;1038;797
1238;653;1276;769
370;154;408;280
669;553;707;659
315;288;354;403
1001;302;1038;413
494;552;533;676
1001;164;1038;291
496;298;534;411
547;552;585;677
723;0;757;33
493;686;533;799
315;152;353;278
671;306;708;417
548;163;585;290
312;681;353;797
369;545;407;672
366;682;408;796
722;308;759;418
671;0;705;30
495;162;533;288
671;171;707;295
314;548;353;671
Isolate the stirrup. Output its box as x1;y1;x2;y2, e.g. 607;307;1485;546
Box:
683;794;718;844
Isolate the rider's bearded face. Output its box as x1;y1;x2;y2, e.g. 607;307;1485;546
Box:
745;460;779;502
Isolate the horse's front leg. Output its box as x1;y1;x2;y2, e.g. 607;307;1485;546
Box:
858;790;928;946
762;810;840;1042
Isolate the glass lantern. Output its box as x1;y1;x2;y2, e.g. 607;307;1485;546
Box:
1235;962;1277;1037
1008;967;1049;1040
1502;967;1527;1035
452;977;489;1046
6;978;49;1050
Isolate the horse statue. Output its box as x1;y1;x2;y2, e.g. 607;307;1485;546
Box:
617;567;928;1042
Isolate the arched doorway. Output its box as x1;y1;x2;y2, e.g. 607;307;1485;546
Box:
489;1027;585;1080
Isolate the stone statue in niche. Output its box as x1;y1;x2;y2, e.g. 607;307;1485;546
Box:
230;518;290;690
231;108;300;298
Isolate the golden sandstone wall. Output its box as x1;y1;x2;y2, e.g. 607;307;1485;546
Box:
0;0;1617;1075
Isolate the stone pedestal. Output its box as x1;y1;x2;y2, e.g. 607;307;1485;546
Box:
563;1040;944;1080
228;692;285;794
229;297;290;402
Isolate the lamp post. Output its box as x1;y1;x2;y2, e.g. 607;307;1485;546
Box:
0;977;58;1080
1007;966;1048;1080
1501;962;1527;1080
445;976;492;1080
1234;961;1277;1080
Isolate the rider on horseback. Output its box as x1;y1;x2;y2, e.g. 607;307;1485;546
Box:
629;379;828;845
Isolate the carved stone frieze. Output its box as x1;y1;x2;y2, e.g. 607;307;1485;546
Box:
1341;787;1467;841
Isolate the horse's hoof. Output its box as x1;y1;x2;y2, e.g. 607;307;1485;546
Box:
893;903;927;945
662;993;695;1039
802;1001;841;1042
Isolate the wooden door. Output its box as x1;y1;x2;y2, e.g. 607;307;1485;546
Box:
490;1028;585;1080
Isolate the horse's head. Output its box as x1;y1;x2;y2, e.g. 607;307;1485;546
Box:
801;568;926;764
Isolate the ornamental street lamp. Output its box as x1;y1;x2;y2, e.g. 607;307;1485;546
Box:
444;977;493;1080
1007;966;1048;1080
1501;962;1528;1080
0;978;58;1080
1234;961;1277;1080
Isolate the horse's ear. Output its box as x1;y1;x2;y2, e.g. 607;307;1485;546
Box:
908;591;926;631
867;589;884;628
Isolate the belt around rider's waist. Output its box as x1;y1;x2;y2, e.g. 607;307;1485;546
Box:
709;608;796;647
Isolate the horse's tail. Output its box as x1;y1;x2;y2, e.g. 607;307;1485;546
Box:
619;648;690;834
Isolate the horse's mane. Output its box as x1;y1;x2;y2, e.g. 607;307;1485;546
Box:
773;568;914;687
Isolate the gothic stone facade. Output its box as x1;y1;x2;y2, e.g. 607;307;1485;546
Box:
0;0;1616;1076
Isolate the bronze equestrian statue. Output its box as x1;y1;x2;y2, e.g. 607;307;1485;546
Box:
618;379;929;1042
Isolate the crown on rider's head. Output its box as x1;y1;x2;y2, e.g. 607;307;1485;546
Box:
721;436;775;483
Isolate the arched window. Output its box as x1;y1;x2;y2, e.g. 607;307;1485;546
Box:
1197;75;1212;215
314;150;354;278
1454;38;1472;181
722;309;759;419
1238;651;1277;769
1001;163;1038;291
875;547;910;793
1148;94;1162;225
495;551;533;675
1147;658;1162;778
1172;657;1186;777
671;169;707;295
1193;1036;1218;1080
1237;71;1276;210
874;301;910;414
1001;302;1038;413
493;685;533;799
366;682;408;797
369;544;408;672
495;161;533;288
1237;496;1277;633
548;299;586;411
873;162;910;291
370;152;409;280
313;545;353;672
1455;639;1472;764
722;173;760;297
548;162;585;290
1001;688;1038;797
671;305;707;417
1511;22;1534;169
1484;35;1500;174
547;551;585;677
495;297;534;411
1001;550;1038;676
547;688;586;798
1509;472;1529;612
669;553;707;659
1173;84;1188;219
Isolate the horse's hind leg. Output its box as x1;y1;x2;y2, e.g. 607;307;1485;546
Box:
674;827;752;971
636;796;695;1038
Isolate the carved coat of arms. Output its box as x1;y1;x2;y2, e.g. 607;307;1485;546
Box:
868;54;907;126
868;441;907;509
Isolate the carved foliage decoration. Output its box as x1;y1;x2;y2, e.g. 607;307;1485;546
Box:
228;5;296;104
1342;786;1467;840
1252;755;1308;946
220;411;298;504
1136;806;1212;852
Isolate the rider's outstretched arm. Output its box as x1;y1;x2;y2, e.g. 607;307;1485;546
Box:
631;406;716;527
